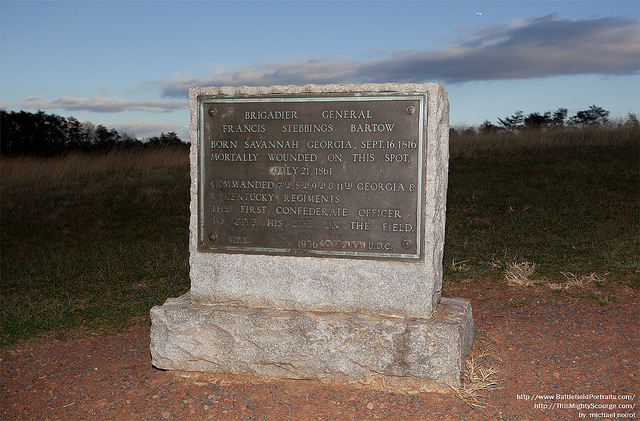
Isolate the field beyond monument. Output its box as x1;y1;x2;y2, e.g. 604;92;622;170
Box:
1;114;637;349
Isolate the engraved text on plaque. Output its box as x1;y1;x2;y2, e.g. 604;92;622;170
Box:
198;94;426;260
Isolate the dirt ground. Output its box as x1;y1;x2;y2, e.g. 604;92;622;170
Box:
1;280;638;421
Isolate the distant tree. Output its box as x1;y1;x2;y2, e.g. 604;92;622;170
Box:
119;132;143;148
93;125;119;150
571;105;609;126
82;122;96;145
524;112;552;130
65;116;88;150
1;110;18;154
148;131;183;147
623;113;639;128
1;110;144;155
498;110;524;131
551;108;568;126
479;120;499;134
1;110;69;155
42;112;70;154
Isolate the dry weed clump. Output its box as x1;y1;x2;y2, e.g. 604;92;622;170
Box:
504;261;538;287
448;258;473;272
544;272;608;291
448;356;501;410
502;261;610;293
448;331;500;410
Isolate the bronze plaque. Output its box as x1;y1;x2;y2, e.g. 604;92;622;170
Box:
197;94;426;260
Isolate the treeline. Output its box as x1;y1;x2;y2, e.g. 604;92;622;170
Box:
448;106;639;160
3;107;638;157
465;105;639;135
1;110;187;157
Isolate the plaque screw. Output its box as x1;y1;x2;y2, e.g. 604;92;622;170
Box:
209;233;217;242
209;108;217;117
406;106;415;115
402;240;412;249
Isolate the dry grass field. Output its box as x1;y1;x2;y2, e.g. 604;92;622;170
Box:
1;126;638;348
1;147;189;186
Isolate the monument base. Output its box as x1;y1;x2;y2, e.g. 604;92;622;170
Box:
150;294;473;394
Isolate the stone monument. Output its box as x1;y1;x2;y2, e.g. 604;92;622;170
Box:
150;83;473;393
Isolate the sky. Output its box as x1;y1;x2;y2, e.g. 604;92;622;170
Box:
1;0;639;140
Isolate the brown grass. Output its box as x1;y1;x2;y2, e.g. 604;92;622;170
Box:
449;123;639;160
504;261;538;287
1;147;189;188
502;260;612;292
545;272;608;291
448;356;501;410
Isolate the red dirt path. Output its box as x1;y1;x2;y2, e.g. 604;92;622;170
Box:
2;281;638;421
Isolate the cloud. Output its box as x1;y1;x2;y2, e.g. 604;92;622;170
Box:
0;101;17;110
22;95;186;113
106;121;188;140
159;14;639;98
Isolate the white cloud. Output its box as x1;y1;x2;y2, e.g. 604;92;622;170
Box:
25;95;45;101
22;95;186;113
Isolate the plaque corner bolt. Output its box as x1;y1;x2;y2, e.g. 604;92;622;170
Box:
209;108;217;117
402;240;412;249
209;233;217;242
406;106;415;115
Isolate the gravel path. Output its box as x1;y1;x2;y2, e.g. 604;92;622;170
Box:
2;282;638;420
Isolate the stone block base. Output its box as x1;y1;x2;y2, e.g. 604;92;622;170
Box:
150;294;473;394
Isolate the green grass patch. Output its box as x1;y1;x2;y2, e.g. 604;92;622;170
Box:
507;298;528;308
589;294;617;306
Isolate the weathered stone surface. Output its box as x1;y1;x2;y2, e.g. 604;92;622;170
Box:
187;84;450;319
150;293;473;392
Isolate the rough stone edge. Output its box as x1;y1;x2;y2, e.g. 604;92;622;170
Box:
150;293;473;394
187;83;450;319
189;83;446;97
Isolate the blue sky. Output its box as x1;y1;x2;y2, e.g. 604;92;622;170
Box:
1;0;638;139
